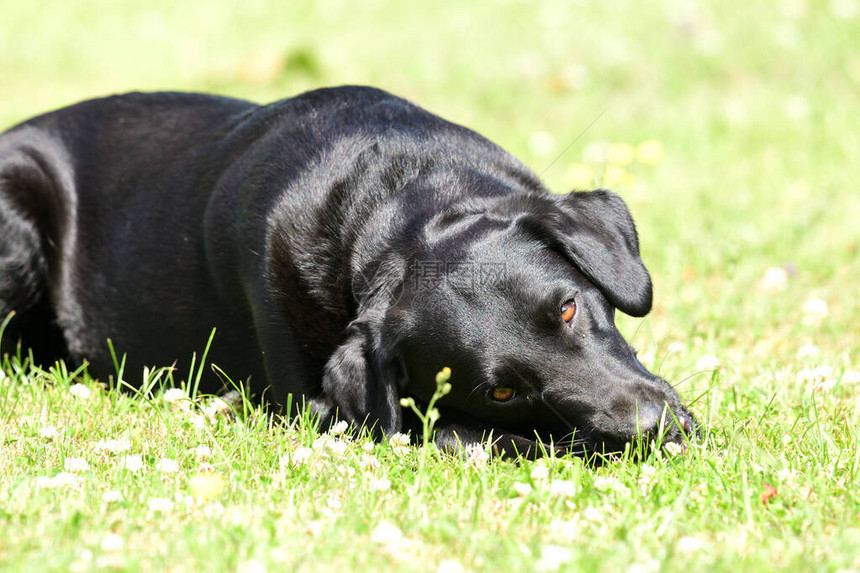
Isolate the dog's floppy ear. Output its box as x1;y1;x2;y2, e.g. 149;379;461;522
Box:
322;314;404;438
533;189;653;316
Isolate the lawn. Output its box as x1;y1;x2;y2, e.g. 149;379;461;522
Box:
1;0;859;571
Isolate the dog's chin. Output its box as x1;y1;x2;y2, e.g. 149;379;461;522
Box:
415;401;698;461
567;412;699;461
482;411;699;462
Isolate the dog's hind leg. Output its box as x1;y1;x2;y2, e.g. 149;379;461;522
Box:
0;130;70;365
0;195;54;362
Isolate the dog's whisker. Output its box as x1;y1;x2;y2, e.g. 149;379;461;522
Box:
653;344;676;378
537;108;607;177
628;317;649;348
466;381;491;401
669;369;716;389
555;430;580;445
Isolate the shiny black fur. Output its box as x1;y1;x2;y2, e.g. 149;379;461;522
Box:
0;87;695;457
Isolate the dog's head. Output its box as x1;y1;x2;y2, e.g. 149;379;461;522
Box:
323;188;696;457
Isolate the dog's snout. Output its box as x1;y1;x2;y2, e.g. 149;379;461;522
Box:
679;413;694;435
633;402;665;437
629;398;697;452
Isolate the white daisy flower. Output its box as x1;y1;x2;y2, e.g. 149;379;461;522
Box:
286;446;313;467
530;464;549;482
802;298;829;324
676;535;706;554
796;344;820;360
841;370;860;384
162;388;187;404
118;454;144;472
513;482;532;497
756;267;788;293
528;131;556;157
329;420;349;436
94;437;132;454
371;522;403;545
147;497;174;513
388;433;411;456
593;475;625;493
69;384;92;400
370;477;391;492
465;443;490;469
39;426;59;440
549;479;578;498
535;545;572;572
101;490;124;503
360;454;381;470
63;457;90;473
203;397;232;421
100;533;124;552
194;444;212;460
667;341;687;355
436;559;465;573
236;559;268;573
36;472;79;489
695;354;721;371
155;458;179;474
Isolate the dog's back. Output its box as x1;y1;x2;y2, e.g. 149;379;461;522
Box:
0;93;259;378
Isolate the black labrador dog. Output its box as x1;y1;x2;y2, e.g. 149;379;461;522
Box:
0;86;695;457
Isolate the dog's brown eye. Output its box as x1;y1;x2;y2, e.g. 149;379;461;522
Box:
491;387;516;402
561;300;576;323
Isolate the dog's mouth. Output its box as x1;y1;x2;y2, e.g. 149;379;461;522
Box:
550;409;700;461
433;403;699;460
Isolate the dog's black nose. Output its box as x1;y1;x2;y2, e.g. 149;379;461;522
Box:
678;413;694;436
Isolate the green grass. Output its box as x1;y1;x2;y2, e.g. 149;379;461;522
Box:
2;0;860;571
